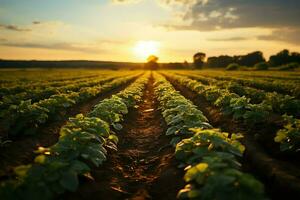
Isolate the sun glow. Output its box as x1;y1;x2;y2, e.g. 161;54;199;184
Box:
133;41;159;60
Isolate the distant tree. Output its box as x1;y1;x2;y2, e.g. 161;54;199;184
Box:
144;55;159;70
269;49;300;67
291;52;300;63
162;62;183;69
193;52;206;69
183;60;190;69
206;55;234;68
237;51;265;67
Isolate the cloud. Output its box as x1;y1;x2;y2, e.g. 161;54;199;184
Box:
0;24;31;32
161;0;300;30
32;21;41;25
207;36;249;42
257;28;300;45
0;41;105;53
0;19;126;53
157;0;300;45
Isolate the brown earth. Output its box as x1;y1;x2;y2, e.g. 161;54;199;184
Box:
0;78;136;179
63;74;184;200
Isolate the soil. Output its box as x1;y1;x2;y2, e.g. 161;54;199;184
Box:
165;75;300;199
0;78;136;178
63;75;184;200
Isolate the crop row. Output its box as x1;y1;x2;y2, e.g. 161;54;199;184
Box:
200;70;300;82
193;71;300;98
0;76;108;109
236;73;300;82
0;73;133;111
153;72;266;200
0;75;95;96
0;72;128;101
0;73;150;200
176;72;300;118
164;73;300;153
0;74;99;89
0;70;105;86
0;73;140;137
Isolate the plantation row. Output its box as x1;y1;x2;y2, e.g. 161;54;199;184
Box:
153;73;266;199
0;73;150;200
0;72;133;102
0;73;139;137
198;70;300;82
0;75;114;110
0;74;98;91
0;70;107;85
178;70;300;98
183;73;300;120
177;72;300;117
166;72;300;153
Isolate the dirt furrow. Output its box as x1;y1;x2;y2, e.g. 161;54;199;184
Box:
64;74;183;200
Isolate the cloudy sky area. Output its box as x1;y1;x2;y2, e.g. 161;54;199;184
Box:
0;0;299;62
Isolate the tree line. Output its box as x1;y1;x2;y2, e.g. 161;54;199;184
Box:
150;49;300;70
193;49;300;70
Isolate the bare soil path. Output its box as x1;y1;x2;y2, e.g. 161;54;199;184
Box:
64;75;183;200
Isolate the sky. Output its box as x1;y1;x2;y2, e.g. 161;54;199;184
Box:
0;0;300;62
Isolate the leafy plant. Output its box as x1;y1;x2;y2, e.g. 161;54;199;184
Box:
274;115;300;152
3;100;49;135
175;129;245;165
178;157;266;200
89;96;128;128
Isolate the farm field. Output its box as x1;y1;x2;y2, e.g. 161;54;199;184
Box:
0;69;300;200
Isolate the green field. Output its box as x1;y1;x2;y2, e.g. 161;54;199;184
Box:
0;69;300;200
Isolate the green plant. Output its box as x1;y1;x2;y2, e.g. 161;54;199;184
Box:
3;100;49;135
274;115;300;152
89;96;128;130
178;157;266;200
175;129;245;165
175;128;265;200
154;74;212;145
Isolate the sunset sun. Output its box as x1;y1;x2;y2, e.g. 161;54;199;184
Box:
134;41;159;60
